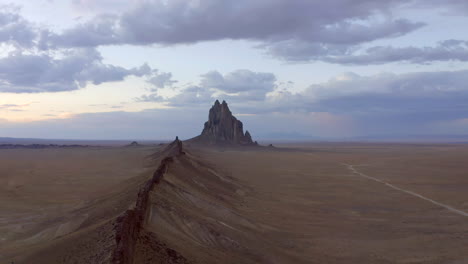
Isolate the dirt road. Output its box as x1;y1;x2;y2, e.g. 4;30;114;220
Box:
344;163;468;217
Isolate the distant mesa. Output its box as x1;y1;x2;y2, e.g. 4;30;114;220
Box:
0;144;88;149
188;100;258;146
127;141;140;147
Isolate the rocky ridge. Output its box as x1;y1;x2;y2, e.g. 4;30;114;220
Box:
112;137;188;264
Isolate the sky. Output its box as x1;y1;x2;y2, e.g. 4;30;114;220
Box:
1;0;468;140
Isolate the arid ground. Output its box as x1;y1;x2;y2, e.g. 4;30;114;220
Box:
1;142;468;263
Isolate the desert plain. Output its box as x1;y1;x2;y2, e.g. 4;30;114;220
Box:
0;142;467;263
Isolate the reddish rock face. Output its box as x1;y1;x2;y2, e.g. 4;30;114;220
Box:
193;100;256;145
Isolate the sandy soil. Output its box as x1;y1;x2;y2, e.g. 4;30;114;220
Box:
1;143;468;263
0;146;156;262
190;143;468;263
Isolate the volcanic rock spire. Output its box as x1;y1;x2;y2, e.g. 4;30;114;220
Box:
189;100;257;146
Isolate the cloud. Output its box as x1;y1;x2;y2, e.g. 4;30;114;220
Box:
39;14;120;48
0;48;159;93
0;103;32;110
142;68;468;120
267;70;468;134
138;69;277;104
36;0;442;64
3;1;468;64
200;70;277;100
304;70;468;102
0;5;37;48
0;6;179;93
137;85;213;106
46;1;383;45
414;0;468;14
148;70;177;89
261;17;428;61
71;0;134;14
4;67;468;139
113;0;422;45
137;68;468;136
319;40;468;65
256;70;468;124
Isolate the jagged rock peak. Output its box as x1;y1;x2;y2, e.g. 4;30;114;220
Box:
161;136;184;156
191;100;257;146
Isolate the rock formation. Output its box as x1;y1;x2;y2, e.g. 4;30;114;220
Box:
127;141;140;147
112;137;186;264
189;100;257;146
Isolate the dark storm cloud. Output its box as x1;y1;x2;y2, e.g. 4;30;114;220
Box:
0;48;154;93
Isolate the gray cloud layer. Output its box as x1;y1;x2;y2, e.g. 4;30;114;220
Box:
33;0;468;64
0;1;467;68
136;68;468;136
301;71;468;118
46;1;421;45
0;48;158;93
0;2;466;138
138;69;277;105
321;40;468;65
5;67;468;139
0;6;36;47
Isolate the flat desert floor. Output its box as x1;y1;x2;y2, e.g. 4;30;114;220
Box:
0;146;156;261
1;143;468;263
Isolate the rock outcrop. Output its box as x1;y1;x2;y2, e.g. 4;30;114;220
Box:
189;100;257;146
112;137;186;264
127;141;140;147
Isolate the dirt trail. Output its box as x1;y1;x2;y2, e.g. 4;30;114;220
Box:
344;164;468;217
